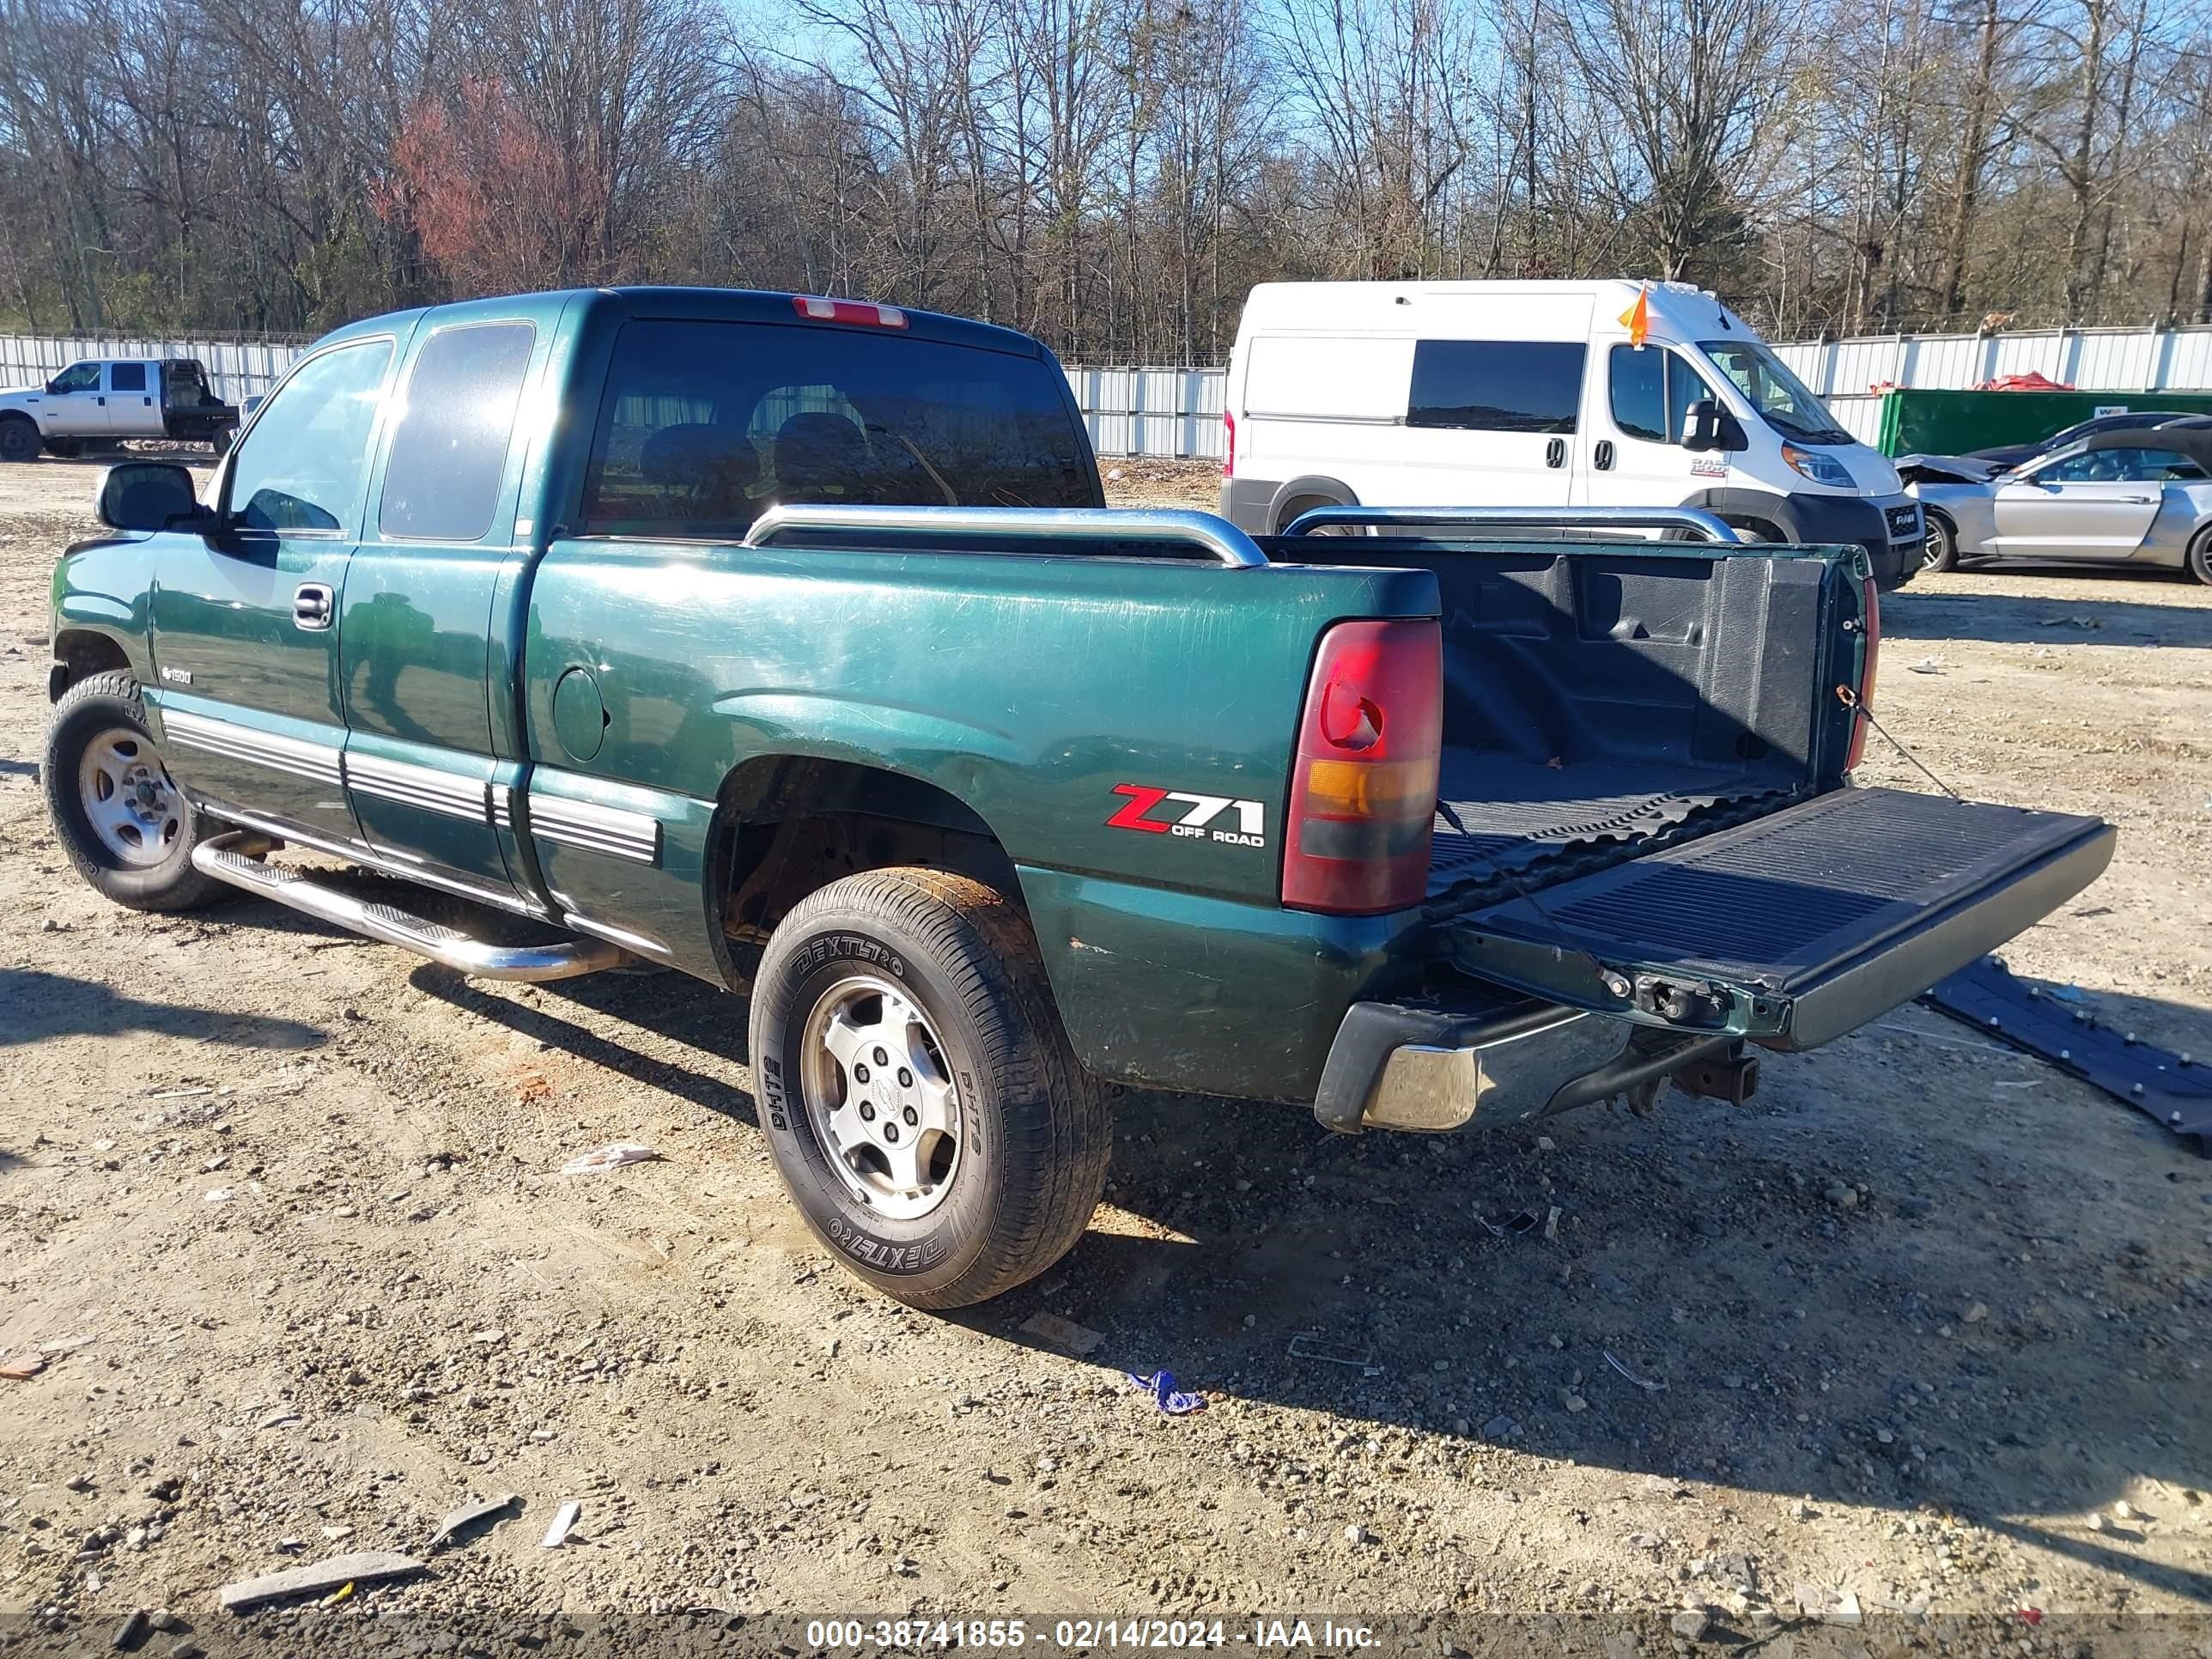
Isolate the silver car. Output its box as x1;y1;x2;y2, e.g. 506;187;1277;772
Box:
1911;425;2212;582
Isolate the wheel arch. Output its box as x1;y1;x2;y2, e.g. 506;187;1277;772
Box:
1268;475;1362;532
49;627;134;702
701;753;1025;988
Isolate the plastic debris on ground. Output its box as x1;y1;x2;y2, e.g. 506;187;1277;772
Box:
559;1143;663;1176
1924;955;2212;1142
1474;1207;1546;1238
1286;1332;1382;1376
1602;1350;1665;1392
1908;657;1943;673
428;1493;519;1552
540;1500;582;1548
1125;1370;1206;1414
1016;1311;1104;1356
217;1553;423;1613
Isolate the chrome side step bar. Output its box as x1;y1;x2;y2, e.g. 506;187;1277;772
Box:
190;833;630;982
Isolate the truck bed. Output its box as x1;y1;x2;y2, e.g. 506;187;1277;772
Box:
1262;536;1851;902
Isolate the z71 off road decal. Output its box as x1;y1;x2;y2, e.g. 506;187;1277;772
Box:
1107;783;1267;848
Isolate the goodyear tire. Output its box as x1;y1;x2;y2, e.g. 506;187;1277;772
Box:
43;672;228;911
748;867;1110;1309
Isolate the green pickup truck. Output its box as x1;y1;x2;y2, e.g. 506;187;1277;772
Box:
44;286;2116;1309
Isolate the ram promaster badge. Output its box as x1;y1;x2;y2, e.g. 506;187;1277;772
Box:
45;288;2114;1308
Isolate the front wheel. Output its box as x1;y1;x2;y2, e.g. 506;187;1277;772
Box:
2188;526;2212;586
0;417;38;464
43;672;228;911
1923;514;1960;573
748;867;1110;1309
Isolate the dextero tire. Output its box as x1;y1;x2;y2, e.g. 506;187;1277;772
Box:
1923;513;1960;573
42;672;228;912
0;416;39;463
748;867;1110;1310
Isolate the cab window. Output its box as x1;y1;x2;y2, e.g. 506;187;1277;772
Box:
1607;345;1721;446
379;321;538;542
224;339;393;534
49;362;100;393
109;363;148;393
581;319;1096;537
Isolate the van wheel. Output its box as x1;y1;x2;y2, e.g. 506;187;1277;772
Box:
748;867;1110;1310
0;416;38;464
1923;514;1960;573
44;672;228;911
1276;495;1350;536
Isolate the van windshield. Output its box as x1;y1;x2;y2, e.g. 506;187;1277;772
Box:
1697;339;1853;446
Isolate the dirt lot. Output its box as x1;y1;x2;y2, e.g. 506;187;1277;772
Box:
3;456;2211;1651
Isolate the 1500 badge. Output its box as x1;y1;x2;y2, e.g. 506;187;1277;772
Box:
1107;783;1267;848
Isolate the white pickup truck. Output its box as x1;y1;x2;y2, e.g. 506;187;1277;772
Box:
0;357;240;462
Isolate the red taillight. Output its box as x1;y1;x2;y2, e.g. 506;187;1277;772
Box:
793;295;908;329
1222;408;1237;478
1844;574;1881;771
1282;619;1443;915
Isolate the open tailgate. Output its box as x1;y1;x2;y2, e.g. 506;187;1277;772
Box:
1446;786;2115;1052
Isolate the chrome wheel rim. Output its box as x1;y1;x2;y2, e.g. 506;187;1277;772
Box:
799;973;963;1221
76;726;182;867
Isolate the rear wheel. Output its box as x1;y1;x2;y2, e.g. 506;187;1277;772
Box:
748;867;1110;1309
41;436;83;459
1276;494;1352;536
0;416;38;464
2188;526;2212;586
43;672;228;911
1923;513;1960;573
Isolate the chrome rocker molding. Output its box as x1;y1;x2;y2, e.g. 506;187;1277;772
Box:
190;832;630;982
526;793;661;865
161;708;344;787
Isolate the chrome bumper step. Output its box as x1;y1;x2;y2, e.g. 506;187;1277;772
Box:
191;833;629;982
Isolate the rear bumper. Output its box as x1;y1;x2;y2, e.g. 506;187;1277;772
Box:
1312;994;1731;1133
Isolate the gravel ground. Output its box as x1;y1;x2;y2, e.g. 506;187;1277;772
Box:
2;454;2209;1654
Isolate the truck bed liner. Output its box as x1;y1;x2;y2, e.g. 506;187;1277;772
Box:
1455;786;2112;1030
1428;754;1796;896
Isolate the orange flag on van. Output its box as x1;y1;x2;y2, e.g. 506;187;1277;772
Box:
1620;285;1650;347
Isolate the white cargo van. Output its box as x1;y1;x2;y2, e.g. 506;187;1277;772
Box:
1218;279;1926;588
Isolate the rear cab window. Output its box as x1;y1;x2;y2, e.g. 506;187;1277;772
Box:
581;319;1096;538
109;363;147;393
1406;340;1584;433
379;321;538;542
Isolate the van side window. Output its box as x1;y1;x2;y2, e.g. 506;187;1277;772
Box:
379;321;538;542
1405;341;1583;434
109;363;147;393
1608;345;1718;446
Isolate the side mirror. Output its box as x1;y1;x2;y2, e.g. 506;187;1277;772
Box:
1681;398;1724;452
98;461;210;533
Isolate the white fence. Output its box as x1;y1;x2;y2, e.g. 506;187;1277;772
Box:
19;319;2212;459
1775;322;2212;447
0;333;302;406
